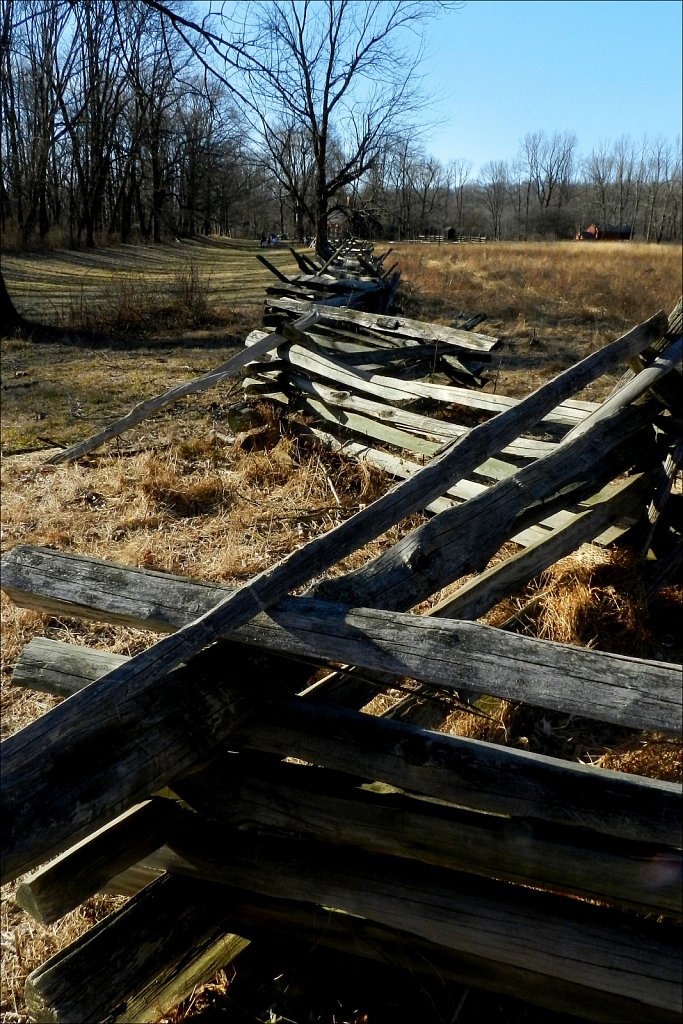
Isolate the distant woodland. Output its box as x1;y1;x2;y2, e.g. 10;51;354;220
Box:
2;0;681;249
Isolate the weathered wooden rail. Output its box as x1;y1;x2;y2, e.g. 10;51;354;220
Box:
1;259;681;1023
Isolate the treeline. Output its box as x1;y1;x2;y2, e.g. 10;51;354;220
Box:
1;1;680;249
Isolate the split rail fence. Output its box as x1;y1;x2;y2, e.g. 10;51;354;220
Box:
1;243;681;1023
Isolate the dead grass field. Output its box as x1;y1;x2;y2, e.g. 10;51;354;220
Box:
1;238;681;1024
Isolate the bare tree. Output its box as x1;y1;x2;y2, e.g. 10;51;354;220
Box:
584;141;614;226
523;129;576;237
479;160;508;240
208;0;453;248
445;157;472;236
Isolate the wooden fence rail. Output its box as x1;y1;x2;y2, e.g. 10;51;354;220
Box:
1;246;681;1023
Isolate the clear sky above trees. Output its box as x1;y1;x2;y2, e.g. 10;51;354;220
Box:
415;0;682;175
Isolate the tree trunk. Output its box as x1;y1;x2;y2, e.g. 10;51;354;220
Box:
0;271;25;333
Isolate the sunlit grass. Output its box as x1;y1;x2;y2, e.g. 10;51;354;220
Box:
394;240;681;331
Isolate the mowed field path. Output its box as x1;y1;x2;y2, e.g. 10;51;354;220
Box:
2;237;302;323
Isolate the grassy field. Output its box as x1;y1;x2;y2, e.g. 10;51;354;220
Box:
1;237;681;1024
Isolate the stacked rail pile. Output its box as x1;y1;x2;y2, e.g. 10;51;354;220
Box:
257;237;401;311
1;295;682;1023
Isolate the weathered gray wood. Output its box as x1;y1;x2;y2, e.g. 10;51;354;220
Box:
255;251;293;282
86;871;681;1022
1;640;299;884
159;825;683;1014
251;370;558;457
25;873;250;1023
182;887;681;1024
563;336;682;443
266;283;380;309
309;401;657;612
11;637;683;847
43;314;315;466
170;757;682;917
0;312;668;883
6;547;680;736
103;862;165;897
643;539;683;602
287;246;320;274
297;396;521;480
15;797;186;925
264;295;501;354
275;340;595;426
307;426;571;546
428;473;651;622
639;439;683;555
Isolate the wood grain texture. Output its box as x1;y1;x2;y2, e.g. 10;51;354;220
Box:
12;637;683;847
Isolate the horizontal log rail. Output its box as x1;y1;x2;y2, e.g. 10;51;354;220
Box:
4;545;680;736
11;635;682;847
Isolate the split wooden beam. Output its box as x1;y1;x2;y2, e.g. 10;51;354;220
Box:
14;701;680;924
262;338;595;427
263;295;500;355
25;873;250;1024
248;370;557;458
307;400;658;610
153;825;683;1017
27;876;681;1024
167;756;682;917
4;545;680;738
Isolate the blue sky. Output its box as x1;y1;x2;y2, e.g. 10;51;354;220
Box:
419;0;682;174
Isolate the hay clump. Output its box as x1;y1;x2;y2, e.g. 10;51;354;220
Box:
518;543;680;659
440;544;682;775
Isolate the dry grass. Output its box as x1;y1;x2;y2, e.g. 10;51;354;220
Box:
1;238;681;1023
1;236;301;331
395;240;681;402
440;544;682;778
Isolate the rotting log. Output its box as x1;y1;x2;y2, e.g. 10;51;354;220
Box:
4;547;681;736
11;637;682;847
0;311;670;884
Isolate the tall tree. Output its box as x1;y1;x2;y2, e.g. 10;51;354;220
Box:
479;160;508;241
207;0;452;249
522;129;576;238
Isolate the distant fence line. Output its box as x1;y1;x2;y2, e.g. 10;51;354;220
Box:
396;234;488;244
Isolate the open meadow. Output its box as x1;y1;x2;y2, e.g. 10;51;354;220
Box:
1;237;681;1024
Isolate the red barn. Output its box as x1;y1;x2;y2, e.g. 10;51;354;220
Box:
576;223;632;241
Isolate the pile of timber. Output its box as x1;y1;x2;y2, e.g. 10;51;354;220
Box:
258;237;401;311
1;297;682;1023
